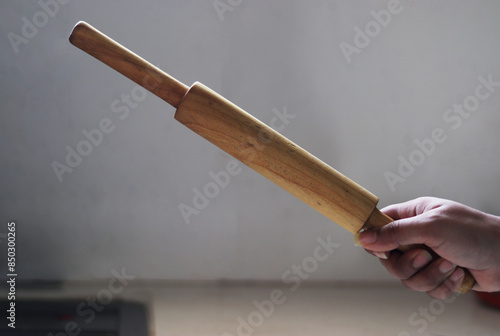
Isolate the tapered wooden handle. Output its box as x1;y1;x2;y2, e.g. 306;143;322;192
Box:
364;208;476;294
69;21;188;108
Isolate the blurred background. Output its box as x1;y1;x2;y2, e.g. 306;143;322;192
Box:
1;0;500;284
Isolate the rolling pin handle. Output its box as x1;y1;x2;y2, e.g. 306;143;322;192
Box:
69;21;189;109
363;207;393;229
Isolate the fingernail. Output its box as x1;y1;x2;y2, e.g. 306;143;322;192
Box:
450;268;465;283
358;230;377;245
374;251;389;260
412;251;433;269
439;260;456;274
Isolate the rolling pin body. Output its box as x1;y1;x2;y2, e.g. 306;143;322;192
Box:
175;82;379;233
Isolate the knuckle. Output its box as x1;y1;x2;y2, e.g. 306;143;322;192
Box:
402;275;436;292
386;220;405;246
381;252;414;280
427;284;454;300
401;278;431;292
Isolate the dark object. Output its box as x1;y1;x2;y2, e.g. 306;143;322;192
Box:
476;292;500;310
0;299;149;336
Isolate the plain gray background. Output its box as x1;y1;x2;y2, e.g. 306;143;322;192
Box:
1;0;500;282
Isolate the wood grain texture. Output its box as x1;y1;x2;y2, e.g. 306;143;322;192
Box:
175;82;380;234
69;21;188;108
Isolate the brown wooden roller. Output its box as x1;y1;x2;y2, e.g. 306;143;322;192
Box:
69;21;475;294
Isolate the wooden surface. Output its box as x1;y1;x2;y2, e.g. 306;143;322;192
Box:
9;282;500;336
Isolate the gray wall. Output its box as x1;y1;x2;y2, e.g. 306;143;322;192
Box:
1;0;500;282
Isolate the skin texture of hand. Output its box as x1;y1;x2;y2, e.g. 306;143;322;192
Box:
358;197;500;299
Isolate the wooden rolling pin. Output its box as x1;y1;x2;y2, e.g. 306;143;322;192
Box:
69;21;475;293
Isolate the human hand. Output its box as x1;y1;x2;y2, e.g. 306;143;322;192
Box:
357;197;500;299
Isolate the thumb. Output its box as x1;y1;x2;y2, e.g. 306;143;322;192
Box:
358;215;441;252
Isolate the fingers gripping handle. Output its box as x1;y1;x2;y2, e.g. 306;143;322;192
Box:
362;208;476;294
